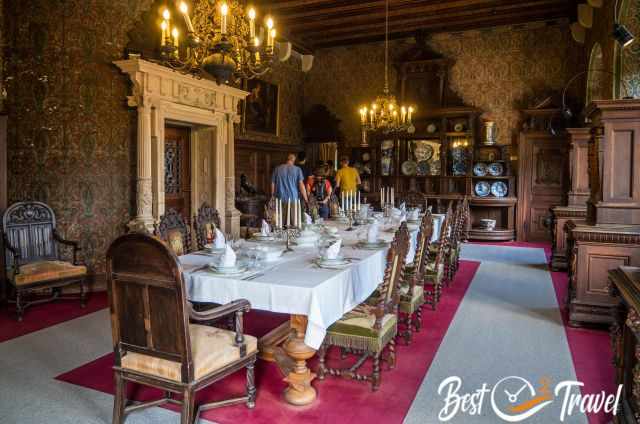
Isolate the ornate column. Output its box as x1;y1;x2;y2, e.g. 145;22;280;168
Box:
225;113;241;237
130;102;155;232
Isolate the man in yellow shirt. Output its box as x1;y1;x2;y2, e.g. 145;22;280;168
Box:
335;156;361;194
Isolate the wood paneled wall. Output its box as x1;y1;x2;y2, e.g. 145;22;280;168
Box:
235;140;304;196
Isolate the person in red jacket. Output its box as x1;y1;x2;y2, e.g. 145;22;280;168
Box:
306;168;332;219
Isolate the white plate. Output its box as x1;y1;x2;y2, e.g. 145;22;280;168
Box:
209;264;249;275
252;234;275;241
356;240;388;250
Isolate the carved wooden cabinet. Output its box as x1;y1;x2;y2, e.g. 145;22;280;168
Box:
586;100;640;225
517;110;569;241
567;223;640;326
550;128;590;270
609;266;640;424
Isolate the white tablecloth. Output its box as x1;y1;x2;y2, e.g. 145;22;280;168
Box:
181;221;419;350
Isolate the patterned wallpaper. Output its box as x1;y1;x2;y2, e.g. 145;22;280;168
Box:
4;0;154;279
304;23;581;146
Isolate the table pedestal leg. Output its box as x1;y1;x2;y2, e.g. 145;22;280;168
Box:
281;315;316;405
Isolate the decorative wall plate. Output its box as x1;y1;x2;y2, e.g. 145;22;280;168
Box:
381;140;394;150
416;161;429;176
414;144;434;162
451;148;466;161
475;181;491;197
491;181;508;197
454;123;465;132
427;123;437;133
452;161;467;176
487;162;504;176
473;162;487;176
401;160;417;176
362;152;371;162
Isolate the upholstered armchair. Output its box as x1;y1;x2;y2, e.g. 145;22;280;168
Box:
317;223;410;391
192;202;221;250
2;201;87;321
107;233;257;424
155;208;193;256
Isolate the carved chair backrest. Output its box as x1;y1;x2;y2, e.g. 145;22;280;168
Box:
193;203;221;250
106;232;193;383
155;208;192;256
377;222;410;311
412;211;434;278
2;201;58;268
402;191;426;209
434;208;452;268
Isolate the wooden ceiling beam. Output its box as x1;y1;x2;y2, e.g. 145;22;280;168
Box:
284;0;568;30
309;8;569;48
292;1;569;39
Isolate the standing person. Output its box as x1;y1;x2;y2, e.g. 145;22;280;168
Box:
271;153;309;205
335;156;361;196
296;151;312;180
325;160;336;188
306;168;332;219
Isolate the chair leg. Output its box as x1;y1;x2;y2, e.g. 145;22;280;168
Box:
317;343;327;380
15;290;24;322
246;361;256;409
112;372;126;424
181;388;195;424
388;338;396;370
80;278;87;308
415;307;423;332
371;352;381;392
403;314;413;345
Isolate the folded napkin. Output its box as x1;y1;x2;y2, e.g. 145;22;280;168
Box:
220;244;237;267
305;212;313;225
391;208;402;218
408;208;420;221
398;212;407;224
367;221;379;243
324;239;342;260
214;228;226;248
399;202;406;212
261;219;270;236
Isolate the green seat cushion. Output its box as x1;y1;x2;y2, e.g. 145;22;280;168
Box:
326;313;397;353
399;285;425;314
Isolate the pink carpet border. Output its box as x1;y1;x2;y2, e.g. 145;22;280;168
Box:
470;241;615;424
56;261;481;424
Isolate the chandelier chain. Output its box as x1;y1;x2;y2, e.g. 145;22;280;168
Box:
384;0;389;94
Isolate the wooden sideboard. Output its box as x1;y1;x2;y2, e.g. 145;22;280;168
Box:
609;266;640;424
550;127;590;270
567;223;640;327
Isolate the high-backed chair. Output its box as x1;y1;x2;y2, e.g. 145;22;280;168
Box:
424;208;451;310
317;223;410;391
2;201;87;320
192;203;221;250
107;233;257;424
155;208;193;256
397;211;433;343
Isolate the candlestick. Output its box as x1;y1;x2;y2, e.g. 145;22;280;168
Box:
220;3;228;35
287;199;291;227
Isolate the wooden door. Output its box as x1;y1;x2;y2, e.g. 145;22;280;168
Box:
516;132;568;242
164;126;191;220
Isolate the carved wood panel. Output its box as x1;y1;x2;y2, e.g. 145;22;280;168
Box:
164;126;191;220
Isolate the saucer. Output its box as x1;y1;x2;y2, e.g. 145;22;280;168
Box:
318;256;349;266
209;264;248;275
356;240;388;250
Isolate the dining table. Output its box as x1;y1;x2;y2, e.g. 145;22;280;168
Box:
180;216;439;406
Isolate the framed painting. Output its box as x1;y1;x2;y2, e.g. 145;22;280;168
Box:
242;79;279;136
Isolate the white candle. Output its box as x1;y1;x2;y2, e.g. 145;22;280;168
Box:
341;191;344;212
248;8;256;38
220;3;228;35
380;187;383;205
391;187;394;205
358;191;361;211
287;200;291;227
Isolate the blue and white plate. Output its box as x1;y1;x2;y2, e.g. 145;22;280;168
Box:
452;161;467;176
473;162;487;176
475;181;491;197
416;161;429;176
487;162;504;176
491;181;508;197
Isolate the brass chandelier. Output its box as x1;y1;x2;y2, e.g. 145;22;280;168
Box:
358;0;415;136
158;0;279;84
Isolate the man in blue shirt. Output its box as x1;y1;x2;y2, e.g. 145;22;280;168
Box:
271;153;309;204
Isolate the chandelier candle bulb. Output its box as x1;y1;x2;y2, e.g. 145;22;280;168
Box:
160;20;168;45
408;106;414;123
172;28;179;50
401;106;406;123
220;3;228;34
248;8;256;38
270;28;276;48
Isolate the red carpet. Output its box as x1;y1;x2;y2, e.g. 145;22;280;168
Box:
56;260;480;424
471;241;615;424
0;291;108;343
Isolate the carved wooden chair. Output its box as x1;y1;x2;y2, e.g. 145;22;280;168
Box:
192;203;221;250
424;208;451;310
401;191;426;210
397;210;433;344
107;232;257;424
2;201;87;321
445;199;465;283
317;223;410;391
155;208;193;256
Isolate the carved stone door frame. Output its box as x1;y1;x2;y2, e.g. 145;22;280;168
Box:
114;59;248;235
